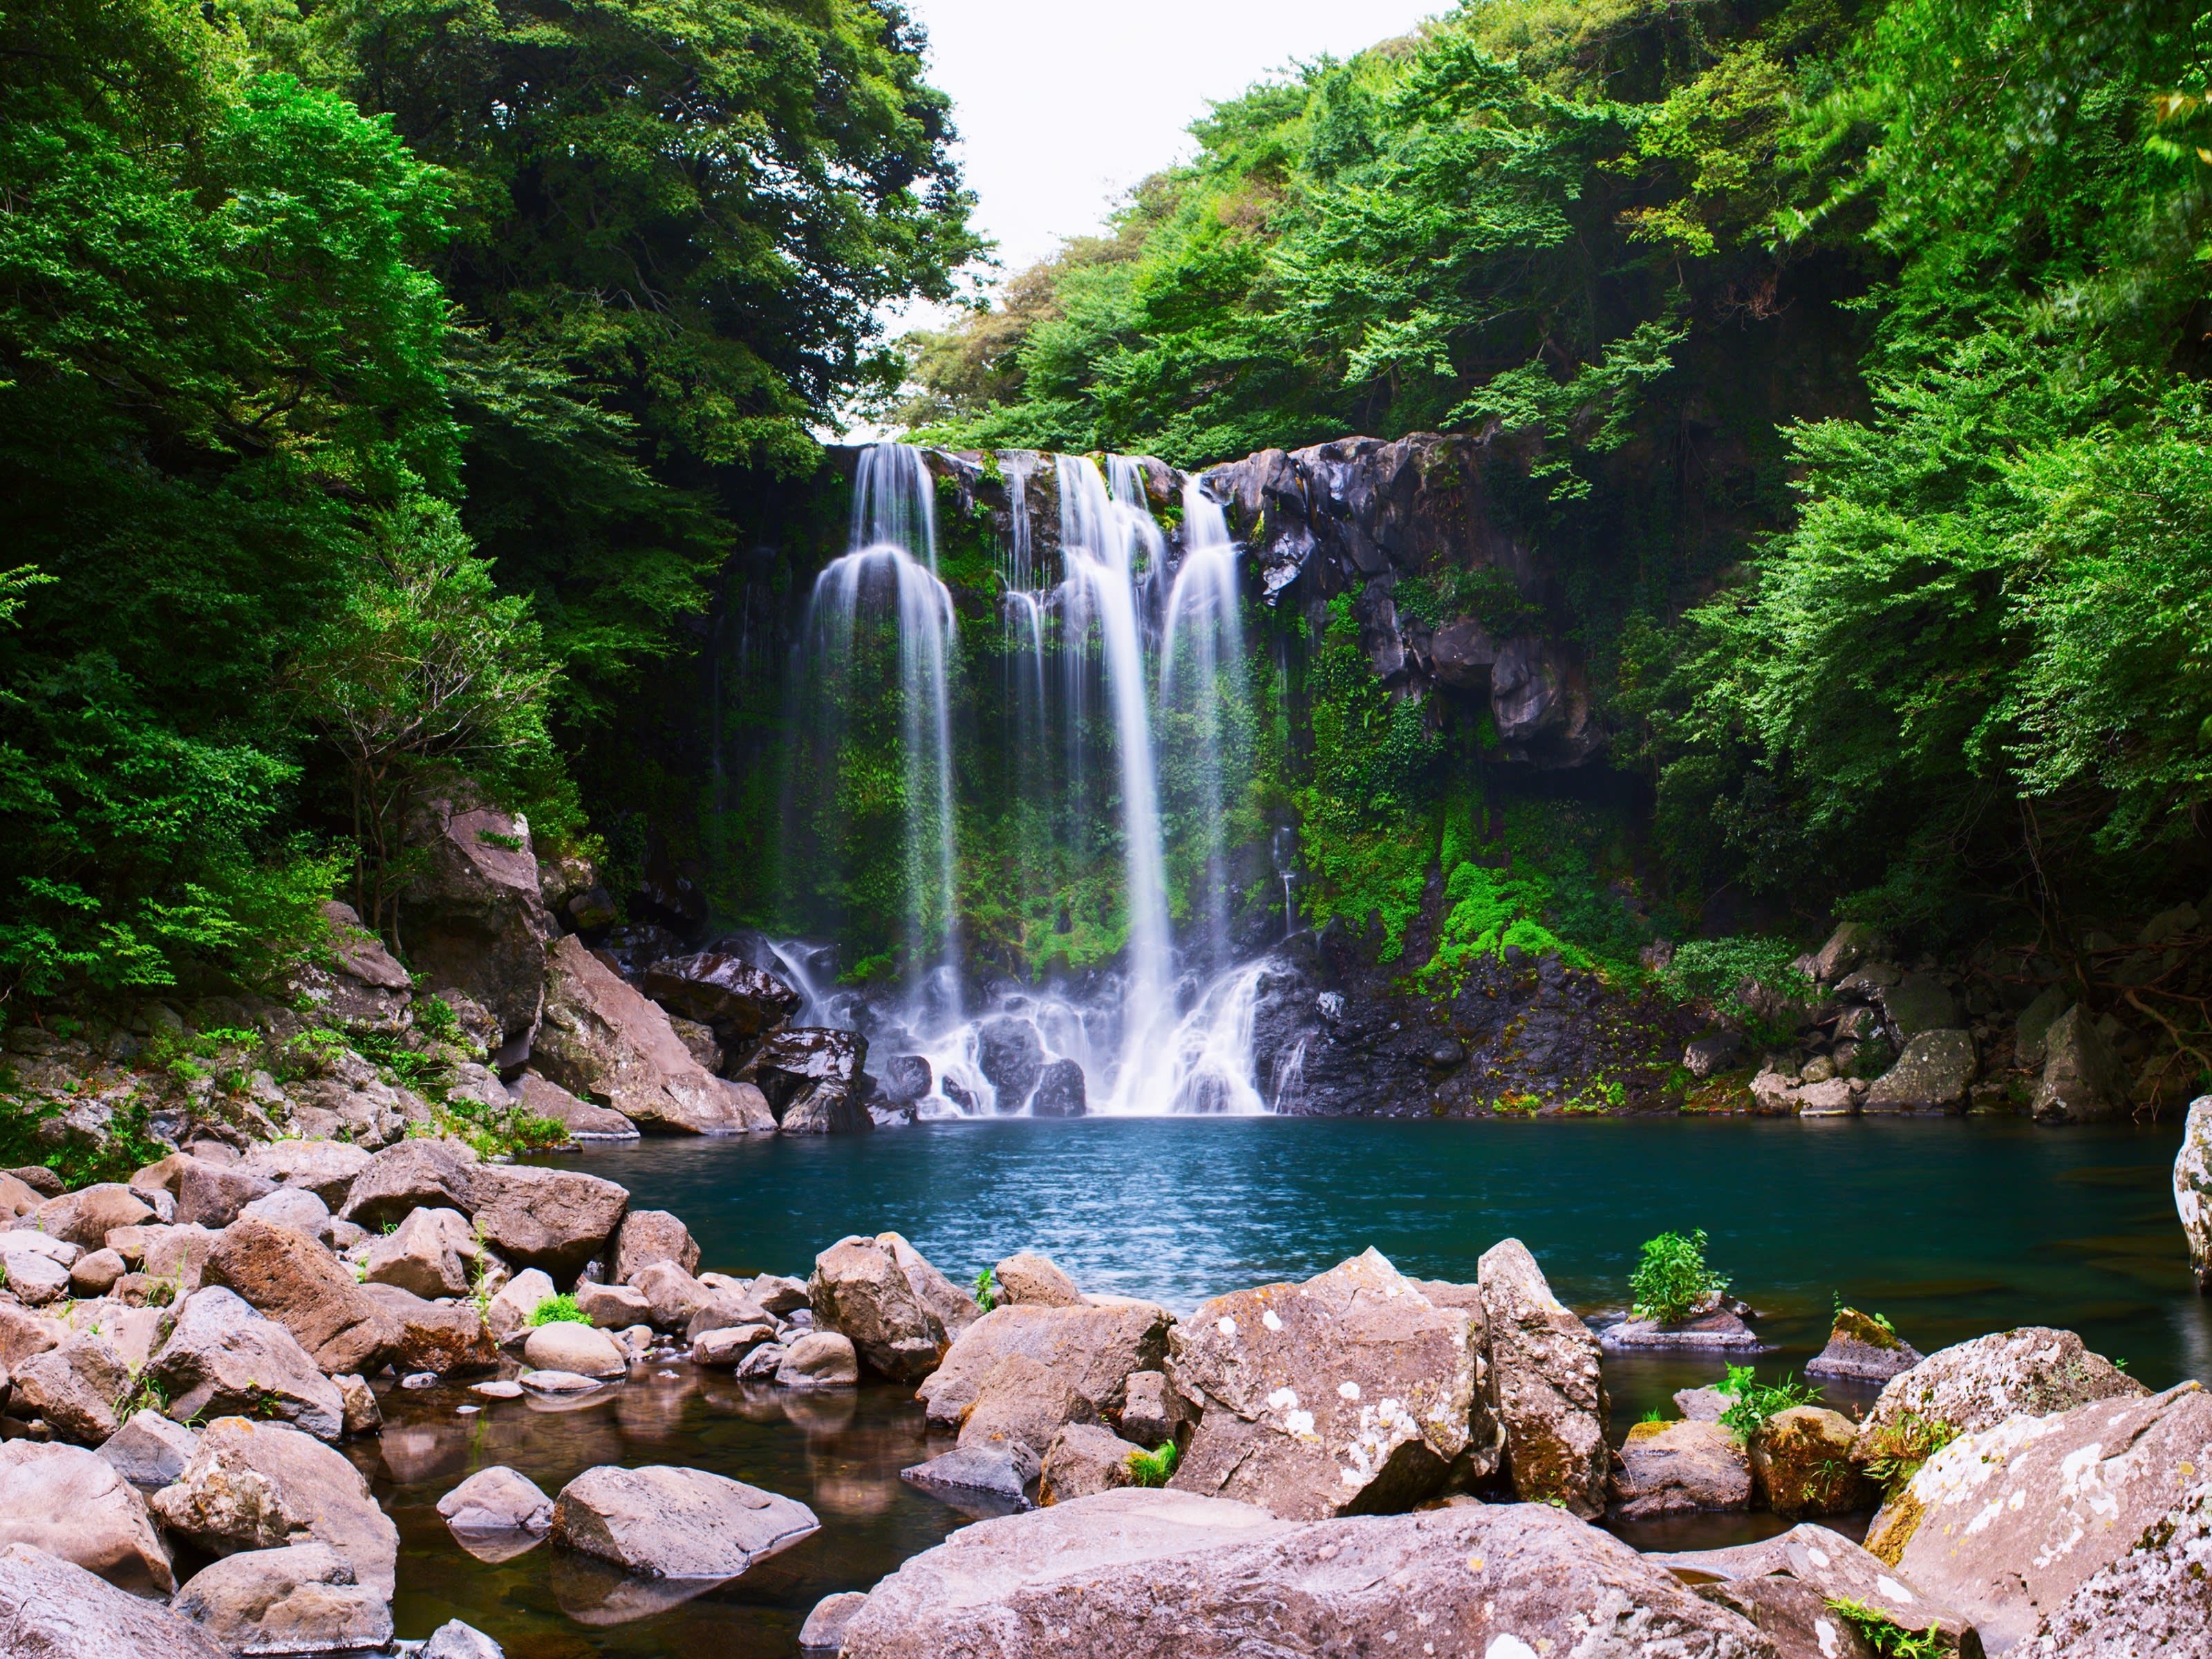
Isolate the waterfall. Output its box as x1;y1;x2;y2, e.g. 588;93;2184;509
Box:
1161;478;1250;972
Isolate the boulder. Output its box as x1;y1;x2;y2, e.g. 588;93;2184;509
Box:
2018;1471;2212;1658
171;1542;393;1657
919;1300;1173;1431
1167;1249;1492;1519
995;1251;1083;1308
514;1069;639;1141
959;1354;1100;1461
903;1442;1036;1508
809;1232;974;1381
1812;923;1882;984
1873;1382;2212;1649
396;796;554;1051
550;1465;820;1577
2180;1095;2212;1293
742;1028;872;1134
522;1321;627;1378
1853;1327;2148;1459
748;1272;812;1315
691;1324;774;1367
0;1302;63;1371
359;1285;497;1374
836;1490;1769;1659
237;1140;371;1212
1806;1306;1924;1381
339;1138;478;1228
534;937;772;1134
97;1408;199;1491
138;1221;216;1290
800;1591;871;1653
576;1280;653;1328
0;1442;175;1595
1676;1385;1729;1421
1752;1407;1875;1518
1651;1523;1978;1656
1881;971;1960;1040
151;1416;400;1597
12;1329;130;1445
1601;1308;1765;1351
2034;1004;2126;1122
437;1465;554;1534
776;1331;860;1388
629;1260;714;1327
203;1218;398;1376
1039;1423;1145;1504
421;1620;505;1659
2014;984;2069;1070
640;952;801;1043
362;1205;478;1299
1866;1030;1977;1112
483;1267;557;1342
176;1162;277;1229
977;1016;1045;1112
667;1014;722;1073
32;1183;150;1250
0;1235;73;1304
1694;1575;1884;1659
236;1188;332;1245
1030;1058;1087;1117
336;1375;381;1438
1683;1031;1742;1079
146;1288;348;1441
1613;1419;1752;1519
613;1209;700;1282
6;1165;64;1197
467;1162;628;1280
1118;1370;1195;1450
67;1248;124;1297
1477;1237;1609;1518
301;899;414;1029
0;1541;226;1659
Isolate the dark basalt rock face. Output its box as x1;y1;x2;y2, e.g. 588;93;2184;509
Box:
740;1029;870;1126
642;953;803;1049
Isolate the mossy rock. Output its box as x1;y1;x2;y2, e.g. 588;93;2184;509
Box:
1750;1405;1876;1519
1833;1306;1900;1351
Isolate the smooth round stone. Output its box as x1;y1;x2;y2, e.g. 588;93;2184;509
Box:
521;1369;611;1396
401;1372;438;1389
472;1380;525;1399
523;1321;629;1378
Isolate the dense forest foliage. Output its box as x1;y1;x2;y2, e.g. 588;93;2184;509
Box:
906;0;2212;952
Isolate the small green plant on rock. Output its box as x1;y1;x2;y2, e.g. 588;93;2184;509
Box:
1125;1441;1179;1487
1629;1229;1729;1324
1824;1597;1946;1659
1715;1364;1820;1443
1859;1411;1958;1495
973;1267;997;1312
529;1293;590;1327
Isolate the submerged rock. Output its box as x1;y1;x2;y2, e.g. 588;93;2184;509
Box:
800;1591;871;1652
1600;1308;1765;1352
550;1465;819;1579
1806;1305;1923;1381
1478;1237;1609;1517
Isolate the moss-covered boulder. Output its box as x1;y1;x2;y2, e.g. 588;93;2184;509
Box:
1806;1306;1922;1382
1751;1406;1875;1518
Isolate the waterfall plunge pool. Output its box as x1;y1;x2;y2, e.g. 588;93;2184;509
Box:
371;1115;2208;1653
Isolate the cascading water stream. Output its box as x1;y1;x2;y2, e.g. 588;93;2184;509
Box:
1161;478;1250;973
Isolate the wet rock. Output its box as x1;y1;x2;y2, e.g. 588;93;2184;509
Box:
743;1028;872;1134
2033;1004;2126;1121
1807;1306;1924;1381
0;1441;175;1594
550;1464;820;1577
808;1232;975;1380
469;1163;628;1281
1601;1308;1765;1352
238;1139;372;1212
1752;1407;1875;1518
1613;1420;1752;1519
1651;1523;1976;1656
1873;1382;2212;1649
1039;1423;1145;1504
1029;1058;1087;1117
171;1541;393;1656
34;1183;151;1250
360;1286;497;1375
146;1288;347;1442
977;1017;1045;1112
1853;1327;2147;1459
1478;1237;1609;1517
641;952;801;1044
536;937;773;1134
12;1329;130;1444
97;1407;198;1491
339;1138;478;1228
484;1267;556;1342
2018;1470;2212;1658
839;1488;1765;1659
776;1331;859;1388
800;1590;871;1651
151;1416;400;1597
514;1069;639;1140
397;796;555;1051
920;1300;1173;1432
960;1353;1100;1461
994;1250;1082;1308
1865;1030;1976;1112
879;1054;933;1105
438;1465;554;1534
2180;1095;2212;1293
613;1209;700;1282
0;1540;226;1659
1167;1248;1491;1519
204;1217;398;1376
522;1321;627;1378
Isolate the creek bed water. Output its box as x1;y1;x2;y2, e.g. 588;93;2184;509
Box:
367;1116;2211;1653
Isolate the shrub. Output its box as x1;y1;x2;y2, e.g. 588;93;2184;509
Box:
1716;1364;1821;1443
973;1266;997;1312
1629;1228;1729;1324
1125;1441;1179;1487
528;1293;590;1327
1859;1410;1958;1495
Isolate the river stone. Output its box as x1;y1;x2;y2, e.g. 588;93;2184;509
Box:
339;1137;478;1228
2180;1095;2212;1292
438;1464;554;1534
800;1590;871;1651
97;1407;199;1491
920;1300;1173;1430
421;1619;506;1659
520;1369;606;1396
204;1217;399;1376
1478;1236;1609;1517
1871;1383;2212;1649
172;1541;393;1656
0;1442;175;1595
630;1259;714;1327
691;1324;774;1366
809;1232;975;1381
468;1162;628;1280
1038;1423;1144;1504
1167;1248;1490;1519
1613;1419;1752;1519
842;1490;1768;1659
747;1271;810;1314
360;1285;498;1374
994;1250;1082;1308
146;1287;347;1442
1601;1308;1765;1351
2034;1004;2127;1122
151;1416;400;1596
484;1266;556;1342
337;1374;381;1437
363;1205;477;1299
2017;1470;2212;1658
576;1280;652;1328
523;1321;627;1378
1866;1030;1976;1112
551;1464;819;1577
1026;1057;1084;1118
776;1329;859;1388
1651;1523;1978;1656
1853;1326;2148;1459
1752;1407;1875;1518
959;1353;1100;1459
12;1329;130;1445
904;1441;1037;1508
0;1541;227;1658
1806;1306;1924;1381
236;1141;371;1211
613;1209;701;1282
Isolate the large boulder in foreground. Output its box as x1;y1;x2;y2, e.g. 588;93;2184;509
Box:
550;1465;819;1578
919;1300;1172;1431
1478;1237;1610;1517
1852;1326;2147;1459
2018;1471;2212;1658
145;1288;347;1443
203;1217;398;1376
1871;1382;2212;1650
0;1541;227;1659
809;1232;979;1382
171;1542;393;1657
534;936;774;1134
1166;1248;1494;1519
1651;1522;1979;1658
0;1443;175;1595
2178;1094;2212;1293
396;795;555;1053
837;1489;1768;1659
